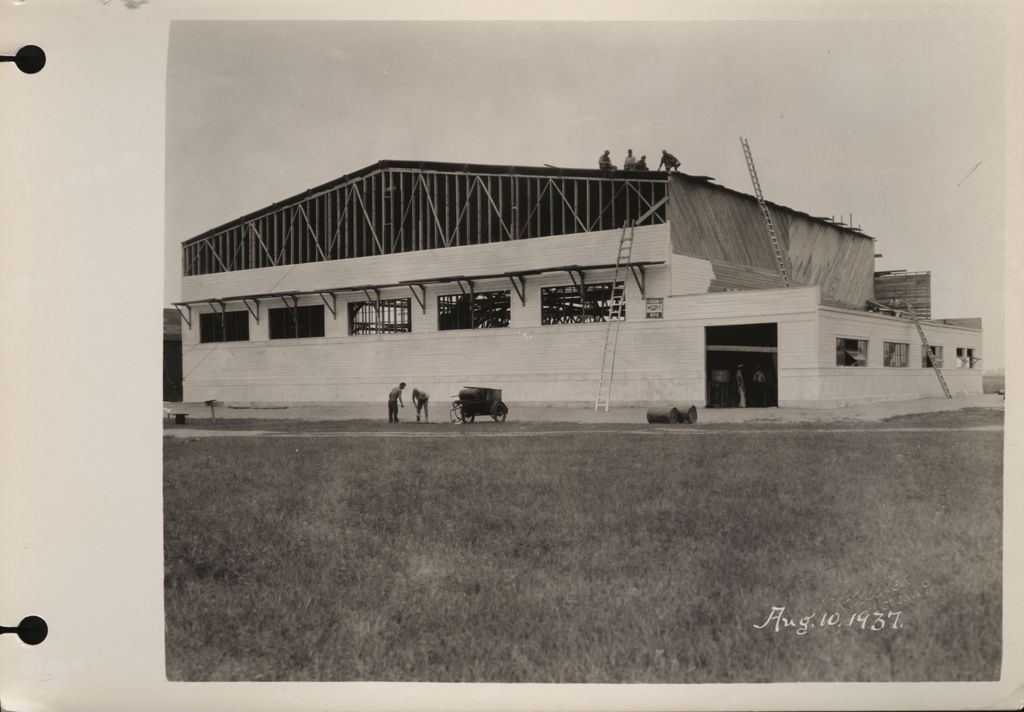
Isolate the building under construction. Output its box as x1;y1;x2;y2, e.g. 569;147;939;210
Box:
174;159;982;408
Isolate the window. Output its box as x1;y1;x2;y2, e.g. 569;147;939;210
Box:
349;298;411;335
541;282;625;325
268;304;325;339
883;341;909;368
438;291;511;330
956;347;976;369
199;310;249;343
922;345;944;368
835;338;868;367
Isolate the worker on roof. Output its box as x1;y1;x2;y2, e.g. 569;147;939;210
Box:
388;382;406;423
412;387;430;422
635;154;649;171
658;149;681;172
598;150;616;171
623;149;637;170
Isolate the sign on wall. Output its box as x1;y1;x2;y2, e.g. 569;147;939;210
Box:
645;298;664;319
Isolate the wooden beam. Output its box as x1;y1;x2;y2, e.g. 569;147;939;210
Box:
508;275;526;307
549;180;589;233
705;345;779;353
242;297;260;324
636;195;668;226
299;203;327;262
407;284;427;314
316;291;337;319
629;264;647;298
173;304;192;329
353;185;385;255
476;177;513;241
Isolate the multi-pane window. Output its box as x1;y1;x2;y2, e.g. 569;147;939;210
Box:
438;291;511;330
199;310;250;343
268;304;325;339
883;341;909;368
956;347;976;369
349;298;412;335
835;338;868;367
922;345;944;368
541;282;624;325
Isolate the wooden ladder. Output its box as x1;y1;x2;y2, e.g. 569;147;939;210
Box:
906;302;953;399
594;221;634;411
741;137;791;287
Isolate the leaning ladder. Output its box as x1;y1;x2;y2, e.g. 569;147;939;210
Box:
595;221;634;411
740;137;791;287
906;302;953;399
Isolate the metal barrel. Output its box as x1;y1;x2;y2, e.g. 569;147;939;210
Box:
677;405;698;424
646;407;680;424
458;387;486;401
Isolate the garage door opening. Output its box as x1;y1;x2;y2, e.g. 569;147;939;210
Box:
705;323;778;408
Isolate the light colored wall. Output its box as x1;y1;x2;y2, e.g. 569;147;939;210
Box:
179;231;982;409
181;255;821;406
666;287;821;405
669;253;714;295
812;306;983;406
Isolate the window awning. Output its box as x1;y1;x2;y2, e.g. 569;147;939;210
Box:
171;260;666;319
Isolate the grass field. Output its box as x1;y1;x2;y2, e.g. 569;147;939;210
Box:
164;414;1002;682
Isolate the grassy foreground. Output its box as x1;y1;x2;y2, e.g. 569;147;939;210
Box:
164;426;1002;682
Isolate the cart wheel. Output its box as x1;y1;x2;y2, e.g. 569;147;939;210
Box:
450;401;463;424
491;401;508;422
462;410;476;423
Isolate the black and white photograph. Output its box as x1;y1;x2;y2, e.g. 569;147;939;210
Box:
161;16;1005;684
1;2;1021;710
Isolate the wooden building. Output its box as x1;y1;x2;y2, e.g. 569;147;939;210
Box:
874;270;932;319
174;160;982;408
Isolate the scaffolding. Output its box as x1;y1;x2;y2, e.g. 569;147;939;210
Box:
182;160;669;277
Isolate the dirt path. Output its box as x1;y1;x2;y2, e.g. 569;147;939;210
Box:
165;424;1003;438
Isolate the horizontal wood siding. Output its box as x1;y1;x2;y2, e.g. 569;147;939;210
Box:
815;307;983;403
182;284;820;406
708;260;786;292
669;254;714;295
667;177;875;308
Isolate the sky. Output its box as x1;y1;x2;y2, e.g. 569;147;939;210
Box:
165;16;1007;369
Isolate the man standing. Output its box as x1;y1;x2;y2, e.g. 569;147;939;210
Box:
623;149;637;170
388;382;406;423
735;365;746;408
752;364;768;407
412;387;430;422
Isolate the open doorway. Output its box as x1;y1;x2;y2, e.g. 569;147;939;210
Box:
705;323;778;408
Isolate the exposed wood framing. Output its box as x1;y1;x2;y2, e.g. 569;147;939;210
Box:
279;294;299;319
173;303;192;329
705;345;779;353
636;195;669;226
206;300;226;327
316;291;337;319
407;284;427;314
628;264;647;298
183;167;668;277
241;297;261;323
508;275;526;307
